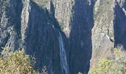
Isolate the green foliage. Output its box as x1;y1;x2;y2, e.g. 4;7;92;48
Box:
89;48;126;74
0;47;48;74
0;49;39;74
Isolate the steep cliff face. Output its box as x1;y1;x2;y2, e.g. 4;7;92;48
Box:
114;0;126;49
69;0;95;73
91;0;115;65
24;1;63;74
0;0;94;74
0;0;62;74
0;0;23;51
51;0;74;37
91;0;126;68
1;0;126;74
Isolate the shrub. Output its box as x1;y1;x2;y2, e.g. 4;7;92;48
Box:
0;48;39;74
89;48;126;74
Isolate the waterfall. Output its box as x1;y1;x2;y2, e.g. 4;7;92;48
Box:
58;32;69;74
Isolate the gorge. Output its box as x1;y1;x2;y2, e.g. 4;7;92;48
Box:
0;0;126;74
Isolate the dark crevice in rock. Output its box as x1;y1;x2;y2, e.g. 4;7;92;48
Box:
25;1;66;74
0;33;10;51
7;0;23;38
50;0;55;17
114;2;126;49
69;0;95;74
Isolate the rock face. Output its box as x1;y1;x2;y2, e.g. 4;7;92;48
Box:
91;0;115;66
114;0;126;49
0;0;23;51
51;0;74;37
91;0;126;68
68;0;95;74
0;0;126;74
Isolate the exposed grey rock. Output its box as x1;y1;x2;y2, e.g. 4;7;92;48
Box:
0;0;23;51
52;0;74;37
91;0;115;62
91;0;126;68
21;0;30;43
1;0;126;74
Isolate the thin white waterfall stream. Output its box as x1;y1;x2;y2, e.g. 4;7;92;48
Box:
58;32;69;74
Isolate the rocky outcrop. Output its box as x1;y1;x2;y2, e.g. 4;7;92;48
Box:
0;0;23;51
51;0;74;37
91;0;115;66
91;0;126;68
0;0;62;74
1;0;126;74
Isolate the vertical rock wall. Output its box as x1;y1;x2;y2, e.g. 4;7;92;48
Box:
1;0;126;74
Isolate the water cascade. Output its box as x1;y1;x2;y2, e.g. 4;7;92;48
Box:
58;32;69;74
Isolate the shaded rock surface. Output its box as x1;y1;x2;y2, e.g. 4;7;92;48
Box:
0;0;126;74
